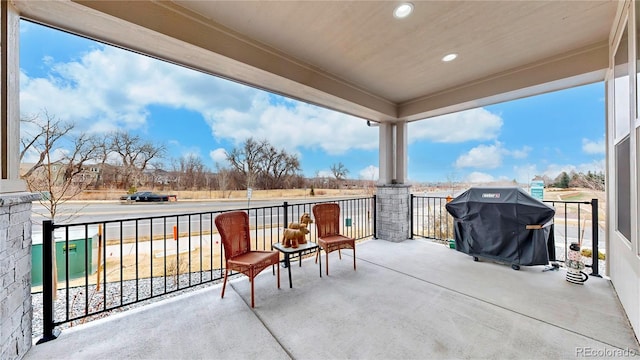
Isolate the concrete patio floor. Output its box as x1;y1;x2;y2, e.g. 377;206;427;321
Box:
26;239;639;359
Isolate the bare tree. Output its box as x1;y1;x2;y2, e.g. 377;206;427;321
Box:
446;172;459;196
258;144;301;189
227;137;266;189
215;163;233;198
146;161;169;190
108;131;166;189
174;154;207;190
330;162;349;180
91;134;112;189
20;111;73;178
227;138;303;190
569;171;605;191
20;112;102;219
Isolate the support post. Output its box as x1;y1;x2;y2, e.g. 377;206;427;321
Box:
410;194;414;239
0;1;24;192
283;201;288;229
372;195;377;239
37;220;60;344
375;184;411;242
591;198;601;277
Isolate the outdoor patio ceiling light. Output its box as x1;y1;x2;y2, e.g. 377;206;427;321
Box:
442;53;458;62
394;3;414;19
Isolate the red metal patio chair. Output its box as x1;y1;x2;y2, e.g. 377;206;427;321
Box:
312;203;356;275
215;211;280;308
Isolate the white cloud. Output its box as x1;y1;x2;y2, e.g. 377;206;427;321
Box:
206;92;378;155
21;45;378;156
409;108;503;143
582;137;605;155
210;148;229;167
20;148;41;164
316;170;333;178
509;145;532;159
465;172;495;183
49;148;69;163
455;142;534;170
455;142;504;169
20;45;255;134
42;56;54;66
359;165;379;180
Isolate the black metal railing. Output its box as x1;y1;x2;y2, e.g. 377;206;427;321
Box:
36;197;374;342
411;195;602;276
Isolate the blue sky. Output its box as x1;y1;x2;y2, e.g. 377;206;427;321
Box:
19;21;605;184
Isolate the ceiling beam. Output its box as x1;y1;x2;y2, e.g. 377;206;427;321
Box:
399;42;609;121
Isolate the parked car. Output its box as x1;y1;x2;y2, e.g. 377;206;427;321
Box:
120;191;177;203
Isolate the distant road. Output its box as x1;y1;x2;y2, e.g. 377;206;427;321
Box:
30;192;602;257
30;196;369;236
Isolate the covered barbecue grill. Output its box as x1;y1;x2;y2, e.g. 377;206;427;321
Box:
445;187;555;269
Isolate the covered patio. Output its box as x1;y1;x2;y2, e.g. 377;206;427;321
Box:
25;239;638;359
2;1;640;359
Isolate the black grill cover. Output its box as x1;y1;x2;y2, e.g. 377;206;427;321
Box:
445;187;555;266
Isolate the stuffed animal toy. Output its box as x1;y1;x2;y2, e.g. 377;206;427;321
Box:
282;224;310;248
287;213;313;244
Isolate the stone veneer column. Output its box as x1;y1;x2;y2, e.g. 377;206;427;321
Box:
375;184;411;242
0;193;40;360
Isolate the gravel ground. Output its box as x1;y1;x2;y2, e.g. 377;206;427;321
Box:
31;270;231;340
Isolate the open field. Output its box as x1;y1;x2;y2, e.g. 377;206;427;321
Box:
72;185;605;204
544;188;606;230
76;188;374;201
545;187;605;203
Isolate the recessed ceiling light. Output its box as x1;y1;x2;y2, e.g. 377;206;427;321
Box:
394;3;414;19
442;53;458;62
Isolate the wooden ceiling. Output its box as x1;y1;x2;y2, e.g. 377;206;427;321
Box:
14;0;619;123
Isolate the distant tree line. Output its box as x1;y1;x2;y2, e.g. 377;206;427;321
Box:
19;111;356;218
163;138;352;193
540;170;605;191
226;137;302;190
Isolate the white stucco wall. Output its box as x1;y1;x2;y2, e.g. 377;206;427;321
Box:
607;0;640;341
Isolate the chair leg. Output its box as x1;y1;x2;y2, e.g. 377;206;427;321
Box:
326;251;329;276
221;269;229;299
277;262;280;289
353;247;356;270
338;249;342;259
250;270;255;308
